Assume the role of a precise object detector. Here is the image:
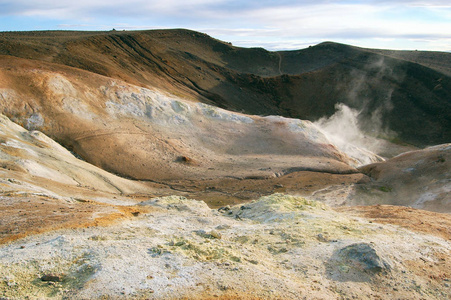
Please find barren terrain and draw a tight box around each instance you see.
[0,29,450,299]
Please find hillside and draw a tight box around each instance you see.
[0,28,449,208]
[1,55,377,183]
[0,29,450,146]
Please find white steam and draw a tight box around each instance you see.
[314,103,384,166]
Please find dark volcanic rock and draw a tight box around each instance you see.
[327,242,391,282]
[337,242,391,273]
[40,274,62,282]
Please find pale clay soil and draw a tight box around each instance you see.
[0,194,450,299]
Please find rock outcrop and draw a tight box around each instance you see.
[357,144,451,213]
[309,144,451,213]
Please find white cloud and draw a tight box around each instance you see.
[209,2,451,50]
[0,0,226,18]
[377,0,451,7]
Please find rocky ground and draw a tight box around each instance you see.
[1,194,450,299]
[309,144,451,213]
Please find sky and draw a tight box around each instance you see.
[1,0,451,51]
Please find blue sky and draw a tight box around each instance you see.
[1,0,450,51]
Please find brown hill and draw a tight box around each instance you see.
[0,29,449,147]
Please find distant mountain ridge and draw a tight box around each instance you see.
[0,29,450,146]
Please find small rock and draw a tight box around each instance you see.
[275,184,284,188]
[209,230,222,239]
[218,206,230,212]
[317,233,328,242]
[337,243,391,273]
[215,224,231,230]
[195,229,222,239]
[6,279,16,287]
[41,274,61,282]
[179,156,191,163]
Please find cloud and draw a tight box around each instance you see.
[373,0,451,7]
[0,0,224,18]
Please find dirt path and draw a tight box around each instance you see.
[277,52,283,75]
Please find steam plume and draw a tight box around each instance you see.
[314,103,384,166]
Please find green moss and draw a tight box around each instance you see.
[161,237,243,263]
[257,194,327,211]
[378,186,392,193]
[0,253,98,299]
